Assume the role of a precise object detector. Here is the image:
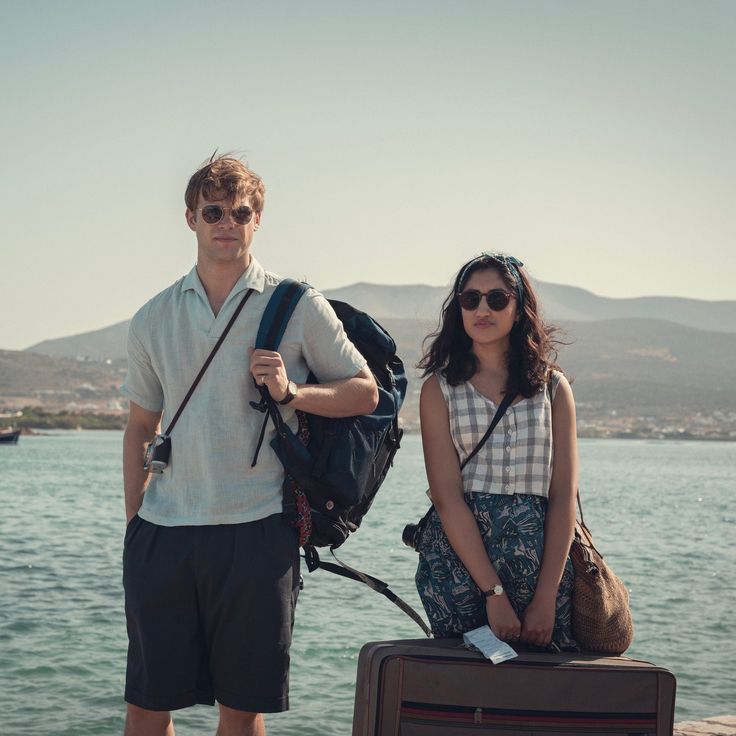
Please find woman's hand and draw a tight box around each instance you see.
[520,592,556,646]
[486,596,521,642]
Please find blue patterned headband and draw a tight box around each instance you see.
[457,252,525,310]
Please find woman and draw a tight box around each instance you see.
[415,253,578,650]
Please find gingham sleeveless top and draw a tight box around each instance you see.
[436,370,562,497]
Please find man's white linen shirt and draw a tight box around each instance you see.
[121,257,366,526]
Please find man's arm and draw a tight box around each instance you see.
[250,351,378,417]
[289,365,378,417]
[123,401,163,522]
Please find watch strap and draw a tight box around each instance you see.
[482,584,504,598]
[278,380,297,405]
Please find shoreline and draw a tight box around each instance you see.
[401,427,736,442]
[9,424,736,442]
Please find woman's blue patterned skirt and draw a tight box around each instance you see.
[415,493,577,650]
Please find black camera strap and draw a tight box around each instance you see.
[163,288,255,436]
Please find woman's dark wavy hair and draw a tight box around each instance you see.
[418,254,561,397]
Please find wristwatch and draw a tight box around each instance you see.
[278,380,298,405]
[481,584,504,598]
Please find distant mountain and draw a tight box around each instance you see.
[325,283,446,322]
[379,316,735,414]
[326,282,736,333]
[27,320,130,361]
[548,318,735,414]
[536,282,736,332]
[5,317,734,425]
[22,280,736,361]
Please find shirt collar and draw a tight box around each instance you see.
[182,256,267,303]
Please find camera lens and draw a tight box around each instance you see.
[402,523,419,549]
[144,434,171,474]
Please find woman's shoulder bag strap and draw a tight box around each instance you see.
[459,390,517,471]
[416,389,518,528]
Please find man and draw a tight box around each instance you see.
[121,155,377,736]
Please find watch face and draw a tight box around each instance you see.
[279,381,297,404]
[493,584,503,595]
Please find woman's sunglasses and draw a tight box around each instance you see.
[458,289,516,312]
[198,204,254,225]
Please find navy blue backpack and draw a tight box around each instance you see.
[250,279,430,635]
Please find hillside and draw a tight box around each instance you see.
[324,282,736,333]
[9,280,735,437]
[0,350,126,413]
[381,314,733,383]
[22,280,736,361]
[27,320,130,361]
[380,317,736,417]
[4,316,735,438]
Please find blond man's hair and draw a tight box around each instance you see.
[185,155,265,213]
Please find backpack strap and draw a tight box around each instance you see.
[250,279,310,466]
[255,278,309,350]
[318,550,433,638]
[252,281,431,637]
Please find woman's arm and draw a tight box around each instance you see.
[520,375,578,646]
[420,376,521,641]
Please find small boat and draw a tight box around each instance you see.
[0,428,21,444]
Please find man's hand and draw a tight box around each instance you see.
[249,348,289,402]
[248,357,377,418]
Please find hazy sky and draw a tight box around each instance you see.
[1,0,734,350]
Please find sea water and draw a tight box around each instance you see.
[0,432,734,735]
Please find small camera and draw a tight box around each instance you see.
[402,521,423,550]
[143,434,171,474]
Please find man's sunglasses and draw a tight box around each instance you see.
[198,204,254,225]
[458,289,516,312]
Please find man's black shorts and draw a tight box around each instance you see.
[123,513,300,713]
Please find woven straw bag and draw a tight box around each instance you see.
[570,502,634,655]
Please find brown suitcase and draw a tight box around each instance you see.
[352,638,676,736]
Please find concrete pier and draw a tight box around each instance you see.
[675,715,736,735]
